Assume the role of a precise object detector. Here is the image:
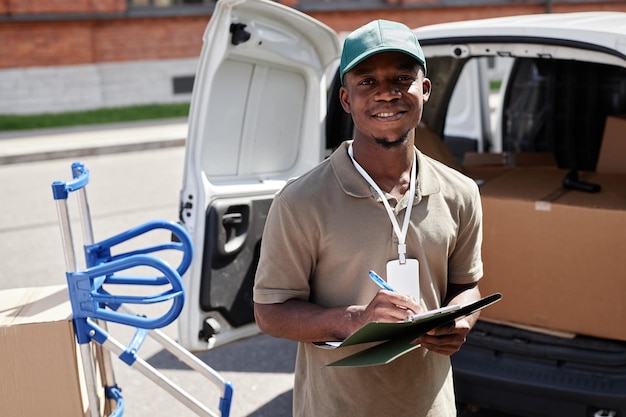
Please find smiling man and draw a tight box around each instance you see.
[254,19,484,417]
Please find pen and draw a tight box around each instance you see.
[368,270,397,292]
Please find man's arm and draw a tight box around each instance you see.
[415,283,481,355]
[254,290,423,343]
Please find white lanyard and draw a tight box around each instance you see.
[348,143,416,264]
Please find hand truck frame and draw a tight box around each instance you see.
[51,161,233,417]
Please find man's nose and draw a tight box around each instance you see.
[376,81,402,100]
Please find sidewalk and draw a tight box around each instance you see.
[0,118,188,165]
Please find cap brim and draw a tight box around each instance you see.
[341,47,426,81]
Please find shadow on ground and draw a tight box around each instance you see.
[147,333,297,373]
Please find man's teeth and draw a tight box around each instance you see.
[376,112,396,117]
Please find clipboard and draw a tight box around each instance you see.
[314,293,502,367]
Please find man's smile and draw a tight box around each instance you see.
[372,109,406,120]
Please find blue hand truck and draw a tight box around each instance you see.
[51,161,233,417]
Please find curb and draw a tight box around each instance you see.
[0,138,185,165]
[0,118,188,165]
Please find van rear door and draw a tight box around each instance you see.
[177,0,340,351]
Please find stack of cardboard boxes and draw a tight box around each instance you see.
[464,115,626,341]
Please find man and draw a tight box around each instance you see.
[254,19,483,417]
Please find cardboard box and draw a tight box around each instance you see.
[597,115,626,174]
[477,168,626,341]
[415,123,461,171]
[0,285,102,417]
[462,152,556,184]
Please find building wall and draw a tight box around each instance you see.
[2,0,625,114]
[0,0,126,15]
[0,17,209,69]
[0,59,197,114]
[1,1,210,114]
[307,2,626,32]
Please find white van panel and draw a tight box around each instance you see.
[201,60,306,177]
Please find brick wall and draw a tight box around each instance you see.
[0,0,126,14]
[305,2,626,32]
[1,22,94,67]
[1,1,625,69]
[93,17,208,62]
[0,17,208,69]
[1,0,624,114]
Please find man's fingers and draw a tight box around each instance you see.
[427,320,456,335]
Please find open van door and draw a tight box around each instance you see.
[177,0,340,352]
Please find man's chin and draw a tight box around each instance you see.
[374,134,409,149]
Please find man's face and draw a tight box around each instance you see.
[339,51,430,148]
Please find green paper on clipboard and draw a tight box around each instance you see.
[314,293,502,367]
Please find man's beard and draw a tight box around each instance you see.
[374,130,410,149]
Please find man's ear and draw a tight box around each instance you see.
[339,86,352,114]
[422,78,432,103]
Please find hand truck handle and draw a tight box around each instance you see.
[52,161,90,200]
[68,254,185,329]
[85,220,193,278]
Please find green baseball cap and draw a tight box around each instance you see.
[340,19,426,84]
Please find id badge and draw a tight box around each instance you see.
[386,258,420,301]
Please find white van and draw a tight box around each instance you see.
[176,1,626,415]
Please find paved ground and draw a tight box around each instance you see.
[0,118,188,165]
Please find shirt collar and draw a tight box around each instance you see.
[330,141,441,201]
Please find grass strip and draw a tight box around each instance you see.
[0,103,190,132]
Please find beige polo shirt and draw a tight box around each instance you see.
[254,141,483,417]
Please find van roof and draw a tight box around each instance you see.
[416,12,626,58]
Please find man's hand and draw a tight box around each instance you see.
[358,290,423,325]
[414,317,472,355]
[414,283,481,355]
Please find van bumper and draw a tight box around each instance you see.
[452,322,626,417]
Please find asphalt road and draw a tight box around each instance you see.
[0,132,520,417]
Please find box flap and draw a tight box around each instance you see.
[479,168,565,201]
[479,168,626,211]
[463,152,555,167]
[462,153,557,185]
[0,285,72,327]
[558,172,626,210]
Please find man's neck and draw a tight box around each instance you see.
[351,138,415,200]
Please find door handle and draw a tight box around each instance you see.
[222,212,243,226]
[219,205,250,256]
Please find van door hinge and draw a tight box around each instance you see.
[230,23,251,45]
[199,317,222,342]
[179,198,193,223]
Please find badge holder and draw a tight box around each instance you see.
[387,258,420,300]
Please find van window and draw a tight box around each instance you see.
[503,59,626,171]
